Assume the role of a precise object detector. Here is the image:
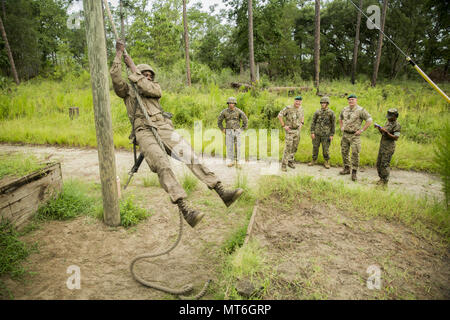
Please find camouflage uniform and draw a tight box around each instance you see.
[278,105,304,166]
[110,56,219,203]
[339,105,372,170]
[376,120,401,183]
[218,105,248,163]
[310,108,336,161]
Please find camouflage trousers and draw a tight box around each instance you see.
[341,132,361,170]
[282,129,300,166]
[225,129,241,163]
[312,135,331,161]
[135,113,219,203]
[376,146,395,182]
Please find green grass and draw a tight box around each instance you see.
[142,173,160,187]
[0,76,448,172]
[36,179,96,221]
[95,195,151,228]
[257,175,450,242]
[0,221,38,299]
[0,152,46,179]
[180,171,198,195]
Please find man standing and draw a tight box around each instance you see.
[375,108,401,186]
[110,40,243,228]
[308,96,335,169]
[339,94,373,181]
[278,96,305,172]
[217,97,248,168]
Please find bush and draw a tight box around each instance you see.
[119,196,150,228]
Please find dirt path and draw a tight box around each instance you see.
[0,143,444,201]
[0,143,447,300]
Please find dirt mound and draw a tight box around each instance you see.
[251,197,450,299]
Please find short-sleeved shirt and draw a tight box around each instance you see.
[278,105,304,129]
[339,105,372,133]
[218,107,248,130]
[380,120,401,151]
[311,108,336,136]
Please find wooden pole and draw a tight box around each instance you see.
[83,0,120,227]
[351,0,363,85]
[371,0,388,87]
[248,0,256,83]
[0,14,19,85]
[314,0,321,94]
[182,0,191,86]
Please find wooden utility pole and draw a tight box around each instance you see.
[351,0,363,85]
[182,0,191,86]
[0,15,19,85]
[248,0,256,83]
[83,0,120,227]
[314,0,320,94]
[371,0,388,87]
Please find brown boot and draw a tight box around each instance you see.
[281,165,287,172]
[339,166,350,175]
[214,182,244,207]
[176,199,204,228]
[351,169,357,181]
[287,162,295,169]
[324,160,330,169]
[308,160,316,166]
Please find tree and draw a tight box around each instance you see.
[0,13,18,84]
[351,0,363,84]
[371,0,388,87]
[314,0,320,92]
[248,0,256,83]
[182,0,191,86]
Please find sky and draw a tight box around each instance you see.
[68,0,228,13]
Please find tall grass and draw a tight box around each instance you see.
[0,74,448,172]
[0,152,46,179]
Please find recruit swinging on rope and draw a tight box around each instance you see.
[110,40,244,228]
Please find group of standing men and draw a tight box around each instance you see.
[218,94,401,184]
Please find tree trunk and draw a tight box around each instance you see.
[314,0,320,93]
[371,0,388,87]
[83,0,120,227]
[120,0,125,43]
[351,0,363,85]
[182,0,191,86]
[1,0,5,21]
[248,0,256,83]
[0,15,19,84]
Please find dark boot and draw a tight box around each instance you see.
[339,166,350,175]
[176,199,204,228]
[214,182,244,207]
[351,169,357,181]
[287,162,295,169]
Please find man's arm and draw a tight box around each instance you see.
[330,111,336,137]
[278,108,290,131]
[110,41,129,98]
[355,109,373,136]
[123,52,162,98]
[218,111,225,133]
[310,112,318,139]
[240,110,248,130]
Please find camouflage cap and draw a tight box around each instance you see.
[387,108,399,117]
[227,97,237,104]
[347,94,357,99]
[320,96,330,104]
[295,96,303,100]
[137,64,155,74]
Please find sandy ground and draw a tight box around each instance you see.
[0,143,447,300]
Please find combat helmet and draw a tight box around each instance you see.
[137,64,155,75]
[227,97,237,105]
[387,108,399,118]
[320,96,330,104]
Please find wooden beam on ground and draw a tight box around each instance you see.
[83,0,120,227]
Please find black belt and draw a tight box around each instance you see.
[344,130,356,134]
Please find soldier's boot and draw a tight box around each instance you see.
[281,165,287,172]
[339,166,350,175]
[176,199,205,228]
[287,162,295,169]
[227,163,235,168]
[376,179,388,186]
[351,169,357,182]
[214,182,244,207]
[308,160,316,166]
[324,160,330,169]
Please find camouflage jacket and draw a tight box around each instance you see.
[110,55,163,132]
[278,105,304,130]
[339,105,372,133]
[218,107,248,130]
[380,120,401,152]
[310,108,336,136]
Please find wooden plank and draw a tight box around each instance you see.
[0,162,62,230]
[243,201,259,246]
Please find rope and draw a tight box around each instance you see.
[101,0,211,299]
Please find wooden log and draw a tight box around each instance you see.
[0,163,62,230]
[83,0,120,226]
[69,107,79,120]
